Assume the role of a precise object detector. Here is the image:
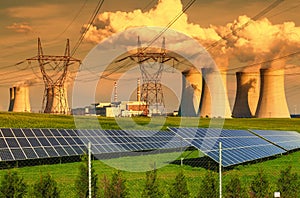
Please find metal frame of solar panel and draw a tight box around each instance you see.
[0,128,188,162]
[250,129,300,151]
[168,127,286,167]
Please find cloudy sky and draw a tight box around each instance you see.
[0,0,300,113]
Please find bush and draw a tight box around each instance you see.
[142,168,162,198]
[224,174,246,198]
[74,154,98,198]
[197,170,218,198]
[276,166,300,198]
[103,171,128,198]
[0,170,27,198]
[168,170,189,198]
[33,173,60,198]
[250,169,270,198]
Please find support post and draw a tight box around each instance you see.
[88,142,91,198]
[219,142,222,198]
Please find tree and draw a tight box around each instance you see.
[168,170,189,198]
[0,170,27,198]
[75,154,98,198]
[142,168,162,198]
[103,171,128,198]
[197,170,218,198]
[250,169,270,198]
[276,166,300,198]
[33,173,60,198]
[224,174,246,198]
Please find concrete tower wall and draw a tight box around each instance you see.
[199,69,231,118]
[232,72,259,118]
[179,69,202,116]
[255,68,290,118]
[12,86,31,112]
[8,87,15,111]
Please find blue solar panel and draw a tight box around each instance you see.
[0,128,187,162]
[168,127,286,167]
[250,130,300,151]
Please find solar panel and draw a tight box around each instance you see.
[78,129,187,154]
[168,127,286,167]
[0,128,188,162]
[250,130,300,151]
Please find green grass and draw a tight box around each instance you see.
[1,111,300,131]
[0,112,299,197]
[0,151,299,197]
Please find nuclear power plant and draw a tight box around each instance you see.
[199,68,232,118]
[232,72,259,118]
[255,68,290,118]
[8,86,31,112]
[179,69,202,117]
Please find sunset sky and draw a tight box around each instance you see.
[0,0,300,113]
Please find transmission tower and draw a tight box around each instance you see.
[117,37,179,115]
[27,38,81,114]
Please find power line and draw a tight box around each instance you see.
[71,0,105,56]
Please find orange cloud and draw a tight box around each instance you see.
[6,23,32,33]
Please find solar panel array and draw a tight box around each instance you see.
[168,127,286,167]
[0,128,186,162]
[250,129,300,151]
[78,129,188,154]
[0,127,298,167]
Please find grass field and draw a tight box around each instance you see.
[0,112,299,197]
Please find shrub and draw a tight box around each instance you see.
[74,154,98,198]
[224,174,246,198]
[168,170,189,198]
[276,166,300,198]
[250,169,270,198]
[0,170,27,198]
[33,173,60,198]
[103,171,128,198]
[142,168,162,198]
[197,170,218,198]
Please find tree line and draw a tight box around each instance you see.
[0,156,299,198]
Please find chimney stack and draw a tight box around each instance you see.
[137,78,141,102]
[113,81,118,102]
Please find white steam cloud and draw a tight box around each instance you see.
[83,0,300,71]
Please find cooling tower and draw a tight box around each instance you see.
[232,72,259,118]
[199,69,231,118]
[11,86,31,112]
[8,87,15,111]
[255,68,290,118]
[178,69,202,116]
[44,86,69,114]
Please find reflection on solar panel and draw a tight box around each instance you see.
[250,130,300,151]
[168,127,286,167]
[0,128,187,162]
[77,129,188,154]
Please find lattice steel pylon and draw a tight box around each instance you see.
[27,38,81,114]
[117,37,178,115]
